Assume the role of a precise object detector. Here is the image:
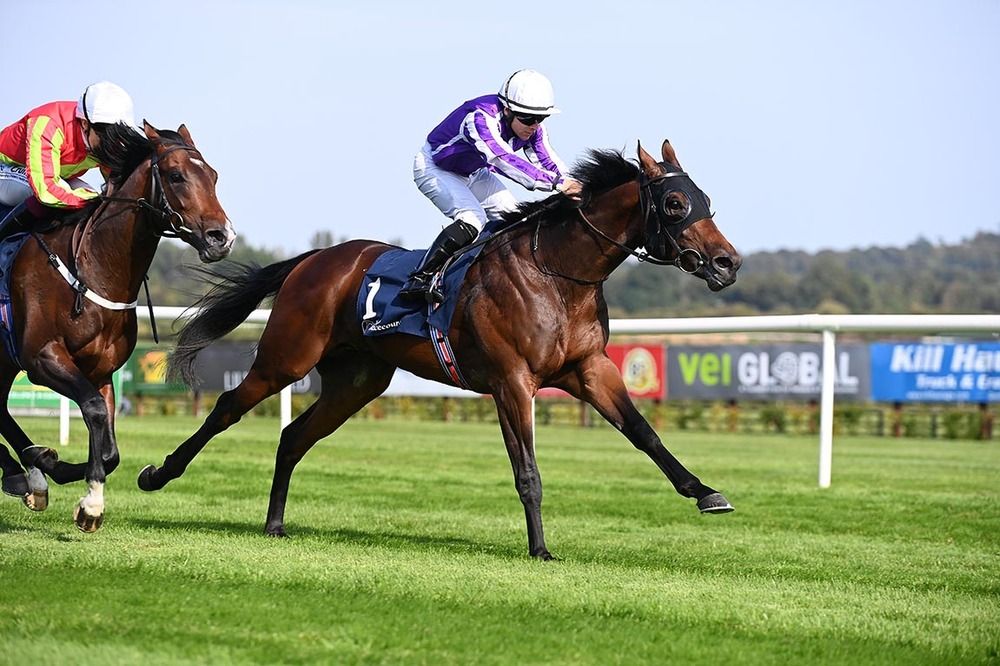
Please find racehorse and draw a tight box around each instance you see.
[0,122,235,532]
[139,140,741,559]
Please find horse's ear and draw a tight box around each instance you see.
[177,124,195,147]
[143,120,161,142]
[637,140,661,178]
[661,139,682,169]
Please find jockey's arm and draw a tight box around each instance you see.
[24,115,98,209]
[462,111,560,191]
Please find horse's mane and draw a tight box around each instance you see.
[63,124,187,226]
[90,122,152,188]
[499,149,640,226]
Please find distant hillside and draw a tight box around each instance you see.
[603,232,1000,317]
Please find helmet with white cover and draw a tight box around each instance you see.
[498,69,560,115]
[76,81,138,129]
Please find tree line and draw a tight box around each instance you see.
[604,232,1000,317]
[144,230,1000,316]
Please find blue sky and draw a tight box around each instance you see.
[5,0,999,256]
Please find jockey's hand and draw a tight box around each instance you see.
[557,178,583,201]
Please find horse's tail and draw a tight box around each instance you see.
[169,249,322,387]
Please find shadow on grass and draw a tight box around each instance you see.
[128,516,524,559]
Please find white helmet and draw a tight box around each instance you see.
[76,81,138,128]
[498,69,560,115]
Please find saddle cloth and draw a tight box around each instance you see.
[0,232,31,368]
[356,221,501,340]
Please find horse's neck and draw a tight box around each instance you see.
[535,181,642,282]
[74,186,160,301]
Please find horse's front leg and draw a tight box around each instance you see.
[29,347,118,532]
[559,354,733,513]
[492,377,553,560]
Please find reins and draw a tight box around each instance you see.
[423,159,713,289]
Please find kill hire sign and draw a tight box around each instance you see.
[870,342,1000,403]
[667,344,870,401]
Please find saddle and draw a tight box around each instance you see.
[0,201,71,245]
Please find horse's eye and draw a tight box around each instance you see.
[169,171,184,184]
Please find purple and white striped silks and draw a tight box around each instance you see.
[425,95,567,191]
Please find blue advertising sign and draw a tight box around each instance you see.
[870,342,1000,403]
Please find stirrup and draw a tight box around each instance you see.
[399,273,433,300]
[424,283,445,305]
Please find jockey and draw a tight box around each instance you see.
[399,69,582,303]
[0,81,139,226]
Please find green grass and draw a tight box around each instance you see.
[1,416,998,665]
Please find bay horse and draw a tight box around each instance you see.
[0,121,235,532]
[139,140,740,559]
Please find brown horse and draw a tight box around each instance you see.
[0,122,234,532]
[139,140,740,558]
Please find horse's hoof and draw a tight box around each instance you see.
[264,525,289,538]
[531,550,557,561]
[137,465,162,492]
[23,467,48,511]
[21,445,58,469]
[72,503,105,533]
[2,473,29,498]
[697,492,734,514]
[23,488,48,512]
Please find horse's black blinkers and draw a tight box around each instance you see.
[640,163,713,272]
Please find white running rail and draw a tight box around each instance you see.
[56,311,999,488]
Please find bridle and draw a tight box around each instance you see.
[442,160,718,287]
[99,142,203,239]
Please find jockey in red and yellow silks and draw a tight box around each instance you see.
[0,81,137,222]
[0,100,100,209]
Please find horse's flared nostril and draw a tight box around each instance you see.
[711,252,742,282]
[205,229,230,247]
[713,252,742,274]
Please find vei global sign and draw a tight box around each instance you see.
[667,344,870,400]
[870,342,1000,403]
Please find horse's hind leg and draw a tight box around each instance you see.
[558,354,733,513]
[0,444,28,499]
[137,366,289,491]
[265,353,394,537]
[0,367,51,510]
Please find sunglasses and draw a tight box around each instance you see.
[514,114,547,126]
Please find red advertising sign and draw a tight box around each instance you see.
[538,343,665,400]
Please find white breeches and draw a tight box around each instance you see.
[413,143,517,231]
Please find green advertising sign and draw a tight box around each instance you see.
[8,370,123,412]
[122,345,189,395]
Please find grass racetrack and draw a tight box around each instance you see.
[1,415,998,665]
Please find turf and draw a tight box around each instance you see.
[1,416,997,665]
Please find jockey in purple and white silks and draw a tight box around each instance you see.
[400,69,582,303]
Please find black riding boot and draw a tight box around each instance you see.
[399,220,478,304]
